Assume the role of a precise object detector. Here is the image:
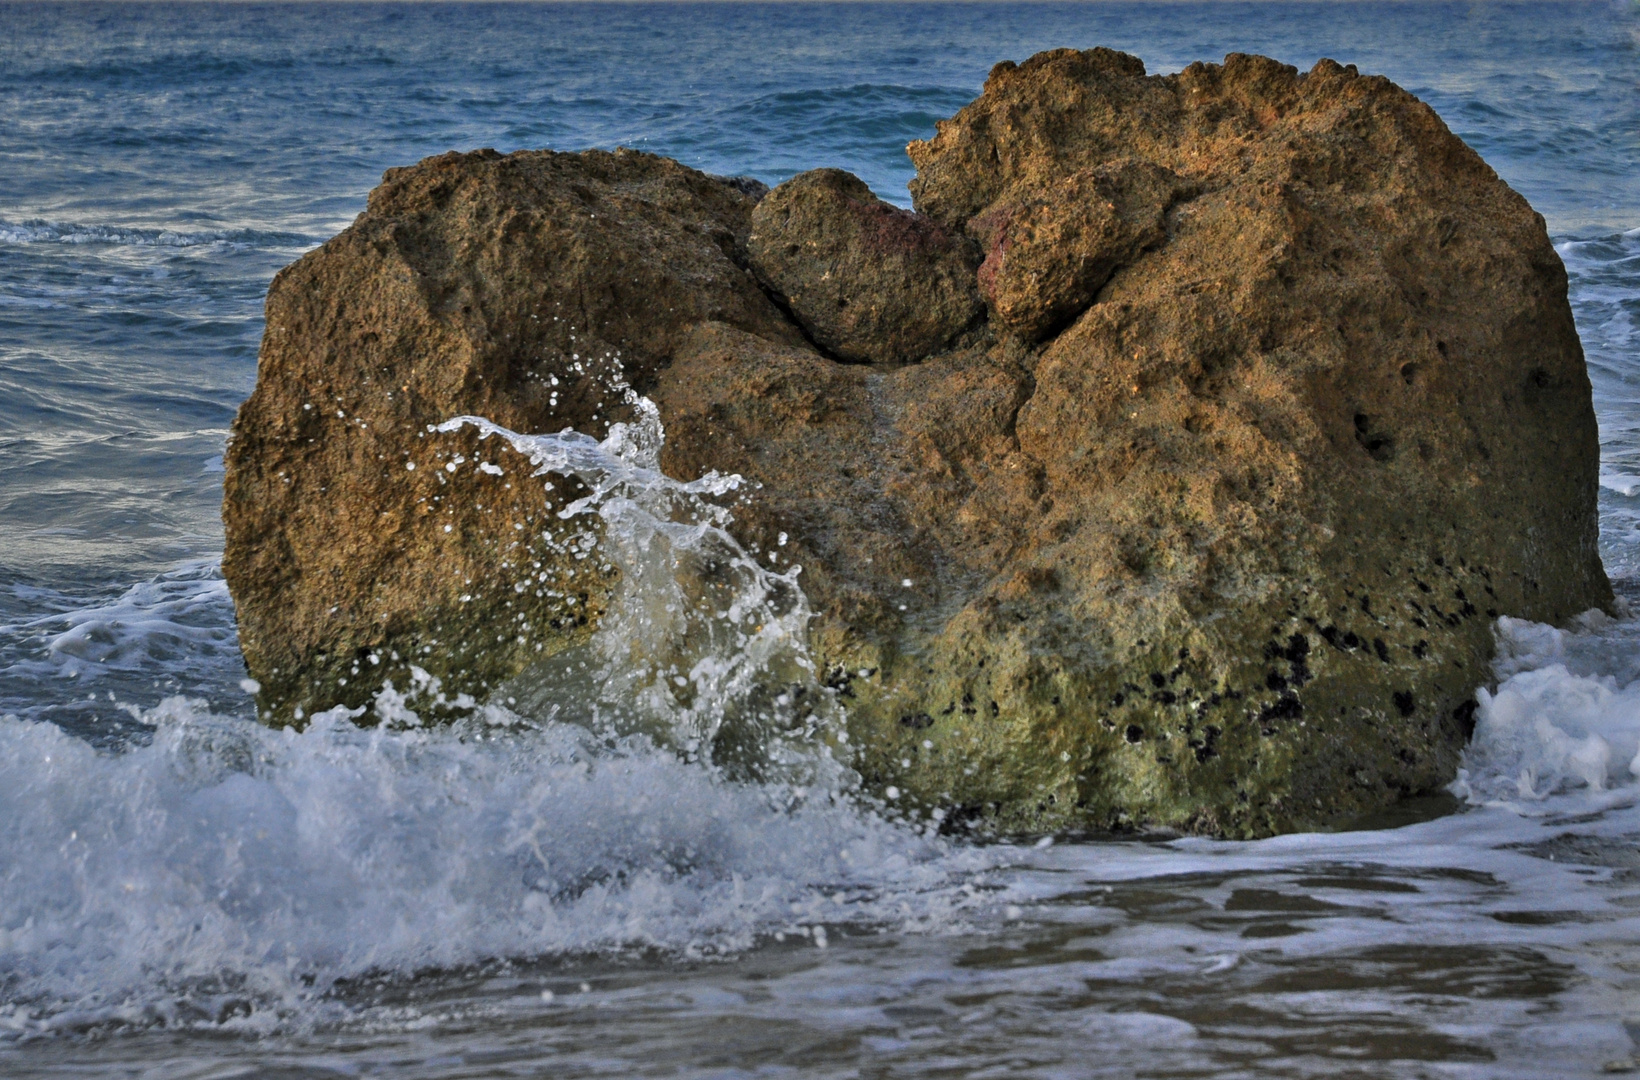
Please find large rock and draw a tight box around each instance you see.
[224,50,1611,837]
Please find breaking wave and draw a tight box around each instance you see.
[0,699,997,1039]
[0,219,314,250]
[1454,608,1640,807]
[0,387,1002,1040]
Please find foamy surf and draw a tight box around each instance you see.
[0,698,1000,1039]
[1454,611,1640,806]
[0,386,1010,1040]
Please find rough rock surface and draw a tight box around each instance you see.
[747,168,984,363]
[225,49,1612,837]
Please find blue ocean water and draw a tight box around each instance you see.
[2,3,1640,1077]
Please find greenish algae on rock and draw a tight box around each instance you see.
[224,50,1611,837]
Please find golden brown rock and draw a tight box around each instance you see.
[225,50,1612,837]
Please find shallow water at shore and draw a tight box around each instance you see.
[4,767,1640,1077]
[5,3,1640,1076]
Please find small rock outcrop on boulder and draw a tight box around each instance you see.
[747,168,984,363]
[224,48,1612,837]
[966,159,1190,342]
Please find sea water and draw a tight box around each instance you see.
[3,3,1640,1076]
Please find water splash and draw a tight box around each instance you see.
[0,388,1003,1041]
[437,388,849,797]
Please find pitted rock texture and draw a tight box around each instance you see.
[225,50,1612,838]
[747,168,983,363]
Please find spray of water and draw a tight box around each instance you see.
[435,385,851,800]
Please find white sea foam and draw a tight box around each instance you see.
[0,559,237,683]
[0,387,999,1040]
[0,699,996,1039]
[1455,612,1640,805]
